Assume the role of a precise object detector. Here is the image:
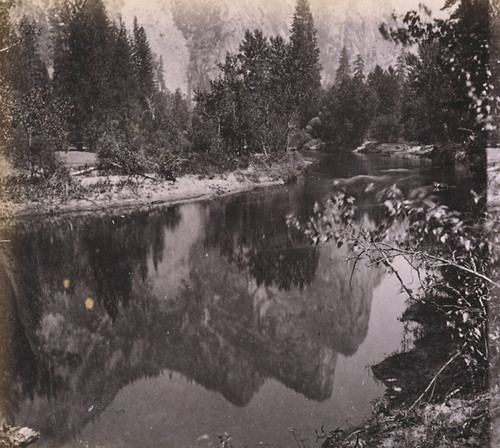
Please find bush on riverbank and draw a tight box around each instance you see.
[319,393,490,447]
[287,180,497,447]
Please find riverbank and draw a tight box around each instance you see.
[318,147,500,448]
[0,152,311,221]
[320,290,491,448]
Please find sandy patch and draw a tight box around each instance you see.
[5,165,296,220]
[56,151,98,167]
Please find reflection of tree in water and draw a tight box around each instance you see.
[0,207,180,409]
[1,197,383,445]
[203,193,319,291]
[11,206,180,320]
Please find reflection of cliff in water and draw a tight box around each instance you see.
[0,195,382,445]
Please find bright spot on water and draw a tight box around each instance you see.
[85,298,94,309]
[63,279,70,289]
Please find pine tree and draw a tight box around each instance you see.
[9,17,67,174]
[353,54,365,83]
[289,0,322,125]
[10,18,49,94]
[52,0,111,149]
[132,17,155,106]
[154,55,166,93]
[107,19,137,123]
[319,50,370,149]
[367,65,403,142]
[335,47,351,85]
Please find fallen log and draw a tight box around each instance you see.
[70,166,97,176]
[108,162,159,181]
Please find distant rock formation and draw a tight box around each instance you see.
[12,0,444,92]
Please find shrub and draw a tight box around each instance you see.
[96,126,153,175]
[9,128,62,177]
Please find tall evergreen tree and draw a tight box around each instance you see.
[10,18,49,93]
[353,54,365,83]
[107,19,137,123]
[289,0,322,125]
[9,17,67,174]
[195,29,295,154]
[320,48,367,149]
[132,17,155,107]
[52,0,111,149]
[154,55,166,93]
[335,47,351,85]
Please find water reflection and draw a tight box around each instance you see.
[203,193,319,291]
[0,152,467,447]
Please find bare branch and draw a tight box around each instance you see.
[407,348,463,412]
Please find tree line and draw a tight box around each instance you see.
[0,0,494,180]
[1,0,190,178]
[0,0,322,178]
[315,0,492,164]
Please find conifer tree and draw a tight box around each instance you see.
[335,47,351,85]
[319,49,370,149]
[52,0,111,149]
[154,56,166,93]
[289,0,322,125]
[353,54,365,83]
[107,19,137,123]
[132,17,155,106]
[10,18,49,94]
[10,17,67,174]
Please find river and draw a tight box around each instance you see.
[0,151,476,448]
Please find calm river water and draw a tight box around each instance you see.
[0,152,475,448]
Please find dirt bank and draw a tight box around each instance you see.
[0,154,311,221]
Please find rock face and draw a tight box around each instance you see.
[13,0,444,92]
[137,0,445,92]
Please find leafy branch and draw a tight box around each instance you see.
[287,186,496,376]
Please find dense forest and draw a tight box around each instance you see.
[0,0,496,181]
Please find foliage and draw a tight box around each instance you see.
[52,0,111,150]
[370,113,402,143]
[195,31,291,155]
[319,393,490,447]
[96,125,151,175]
[288,0,322,126]
[318,51,372,149]
[4,166,79,203]
[380,0,492,176]
[288,187,494,382]
[195,0,321,155]
[5,16,68,176]
[315,0,494,168]
[132,17,155,105]
[96,118,180,179]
